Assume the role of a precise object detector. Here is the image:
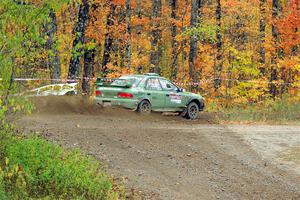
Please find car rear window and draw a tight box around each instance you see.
[112,76,143,87]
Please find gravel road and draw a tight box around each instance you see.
[16,97,300,200]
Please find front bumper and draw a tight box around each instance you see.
[95,97,139,109]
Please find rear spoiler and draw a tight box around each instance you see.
[96,78,114,85]
[96,77,133,88]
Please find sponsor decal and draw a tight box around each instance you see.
[169,93,182,104]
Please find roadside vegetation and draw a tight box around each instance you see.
[207,98,300,124]
[0,128,124,200]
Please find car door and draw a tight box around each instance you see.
[144,78,166,110]
[159,78,185,110]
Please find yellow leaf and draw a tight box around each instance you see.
[5,158,9,166]
[14,165,19,173]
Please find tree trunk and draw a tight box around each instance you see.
[136,0,143,73]
[117,8,125,68]
[137,0,141,18]
[259,0,266,75]
[82,47,95,95]
[214,0,222,90]
[102,3,116,76]
[189,0,202,84]
[68,0,89,80]
[291,0,299,56]
[170,0,178,80]
[270,0,280,98]
[46,10,60,83]
[125,0,131,69]
[150,0,162,74]
[2,58,15,108]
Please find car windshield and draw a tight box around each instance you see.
[111,76,143,87]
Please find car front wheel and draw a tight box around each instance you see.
[185,102,199,120]
[137,100,151,114]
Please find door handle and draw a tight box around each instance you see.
[147,93,151,96]
[166,94,170,97]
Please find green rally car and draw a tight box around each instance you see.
[95,73,204,119]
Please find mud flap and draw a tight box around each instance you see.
[180,107,187,117]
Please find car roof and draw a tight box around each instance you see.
[121,73,161,79]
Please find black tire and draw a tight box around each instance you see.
[137,100,151,114]
[185,102,199,120]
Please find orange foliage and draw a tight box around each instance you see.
[49,0,300,104]
[277,0,300,54]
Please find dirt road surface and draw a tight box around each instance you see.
[16,97,300,200]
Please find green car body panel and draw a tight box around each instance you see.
[94,73,204,113]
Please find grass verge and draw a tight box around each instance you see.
[0,128,124,200]
[207,99,300,124]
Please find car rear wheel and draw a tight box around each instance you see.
[137,100,151,114]
[185,102,199,120]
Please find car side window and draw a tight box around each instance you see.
[159,79,177,91]
[146,78,162,91]
[137,77,147,88]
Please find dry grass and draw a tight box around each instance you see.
[209,99,300,124]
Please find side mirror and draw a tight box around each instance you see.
[177,88,186,92]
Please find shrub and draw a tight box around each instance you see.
[0,172,8,200]
[0,131,123,200]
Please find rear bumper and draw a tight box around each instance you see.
[95,97,139,109]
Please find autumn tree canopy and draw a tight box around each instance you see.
[0,0,299,106]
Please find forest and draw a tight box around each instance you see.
[0,0,300,109]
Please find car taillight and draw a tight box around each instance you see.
[95,90,102,97]
[117,92,133,98]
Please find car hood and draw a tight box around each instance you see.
[181,91,204,100]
